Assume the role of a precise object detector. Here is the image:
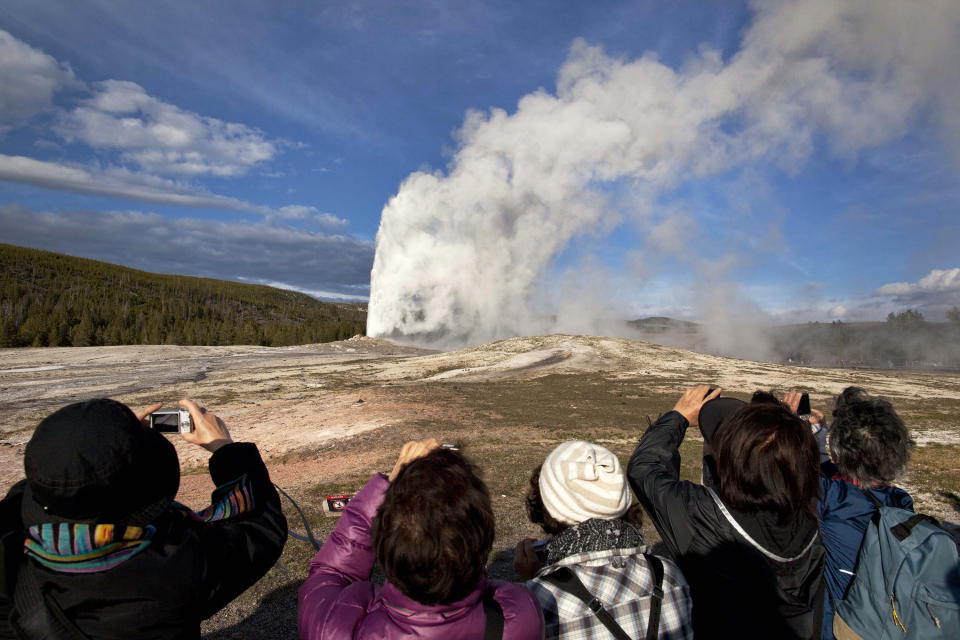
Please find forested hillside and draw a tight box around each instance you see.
[0,244,366,348]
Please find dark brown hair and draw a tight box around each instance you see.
[371,447,494,605]
[525,464,643,534]
[713,402,819,523]
[829,386,913,484]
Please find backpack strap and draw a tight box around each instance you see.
[858,487,941,541]
[541,567,635,640]
[642,554,664,640]
[482,585,504,640]
[859,486,884,510]
[890,514,941,542]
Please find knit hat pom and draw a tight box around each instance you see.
[538,440,631,525]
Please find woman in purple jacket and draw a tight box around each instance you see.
[298,439,544,639]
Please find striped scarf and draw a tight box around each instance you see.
[24,474,254,573]
[24,522,156,574]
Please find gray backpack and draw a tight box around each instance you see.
[834,490,960,639]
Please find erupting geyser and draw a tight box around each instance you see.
[368,0,960,349]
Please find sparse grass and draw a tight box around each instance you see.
[905,444,960,502]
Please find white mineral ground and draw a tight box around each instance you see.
[2,334,959,518]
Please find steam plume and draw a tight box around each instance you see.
[369,0,960,349]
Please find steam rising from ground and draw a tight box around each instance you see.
[369,0,960,351]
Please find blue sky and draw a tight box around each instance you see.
[2,1,959,337]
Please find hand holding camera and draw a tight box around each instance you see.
[389,438,442,482]
[137,399,233,453]
[179,399,233,453]
[783,390,825,433]
[672,385,721,426]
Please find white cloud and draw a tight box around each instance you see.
[55,80,277,176]
[876,268,960,296]
[275,205,348,228]
[0,153,254,209]
[0,30,79,132]
[259,281,368,302]
[0,153,346,229]
[0,204,373,296]
[780,268,960,323]
[0,31,352,231]
[827,305,847,318]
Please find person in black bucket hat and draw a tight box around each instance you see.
[628,385,824,640]
[21,399,182,526]
[0,398,287,639]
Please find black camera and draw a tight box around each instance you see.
[797,393,811,416]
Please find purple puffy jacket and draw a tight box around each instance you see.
[298,473,544,640]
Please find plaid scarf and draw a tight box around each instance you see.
[24,474,254,573]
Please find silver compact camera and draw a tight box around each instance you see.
[148,409,194,433]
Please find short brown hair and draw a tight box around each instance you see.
[371,447,494,605]
[713,402,819,523]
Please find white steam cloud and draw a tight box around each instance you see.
[369,0,960,349]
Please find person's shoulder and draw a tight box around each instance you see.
[298,580,381,639]
[490,579,542,616]
[491,580,544,638]
[819,474,878,512]
[881,484,914,510]
[649,553,689,587]
[491,578,536,602]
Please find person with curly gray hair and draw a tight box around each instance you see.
[812,387,915,640]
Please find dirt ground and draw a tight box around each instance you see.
[2,334,960,638]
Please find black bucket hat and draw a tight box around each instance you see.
[698,397,746,444]
[22,399,180,526]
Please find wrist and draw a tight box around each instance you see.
[203,438,233,453]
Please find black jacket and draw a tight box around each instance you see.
[628,411,824,640]
[0,442,287,639]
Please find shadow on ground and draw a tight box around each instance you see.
[202,583,298,639]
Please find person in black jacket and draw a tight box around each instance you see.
[0,397,287,639]
[628,386,825,640]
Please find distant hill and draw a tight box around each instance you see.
[0,243,366,348]
[627,316,700,333]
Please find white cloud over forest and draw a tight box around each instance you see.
[0,154,345,228]
[55,80,278,177]
[0,204,372,298]
[876,268,960,296]
[0,29,79,132]
[0,30,333,223]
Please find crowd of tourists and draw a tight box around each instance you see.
[1,383,958,639]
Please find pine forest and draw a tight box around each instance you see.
[0,243,367,348]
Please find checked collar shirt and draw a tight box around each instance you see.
[526,522,693,640]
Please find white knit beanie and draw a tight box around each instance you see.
[538,441,631,525]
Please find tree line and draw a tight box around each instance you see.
[771,308,960,370]
[0,243,367,348]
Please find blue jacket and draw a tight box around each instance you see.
[817,474,913,639]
